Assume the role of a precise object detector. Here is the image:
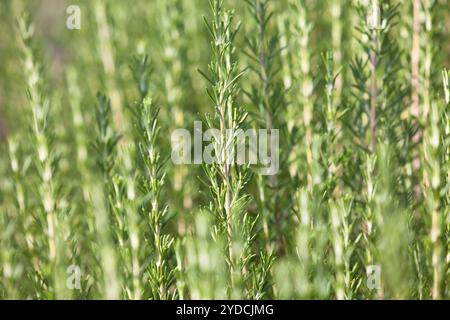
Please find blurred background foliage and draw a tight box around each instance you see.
[0,0,449,299]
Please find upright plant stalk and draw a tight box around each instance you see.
[138,98,175,300]
[121,53,157,300]
[321,52,343,198]
[350,2,409,298]
[293,188,313,297]
[17,15,62,295]
[4,138,30,298]
[90,184,121,300]
[330,0,343,102]
[362,154,377,266]
[109,149,136,298]
[443,70,450,286]
[109,175,127,283]
[277,12,293,113]
[277,8,302,186]
[92,93,121,299]
[292,0,315,187]
[111,145,142,299]
[361,150,380,299]
[353,1,405,150]
[123,148,142,300]
[95,0,125,137]
[408,0,423,218]
[244,0,286,253]
[7,138,34,259]
[66,68,90,201]
[368,0,380,152]
[422,70,447,299]
[133,54,175,300]
[321,52,356,299]
[202,0,250,297]
[159,0,186,157]
[66,68,99,297]
[105,54,162,300]
[330,199,354,299]
[421,0,436,119]
[159,0,193,232]
[410,0,436,177]
[7,138,27,224]
[410,0,420,118]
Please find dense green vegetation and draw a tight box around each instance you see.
[0,0,449,299]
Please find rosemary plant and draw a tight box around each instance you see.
[138,97,175,300]
[17,15,67,298]
[244,0,290,257]
[201,0,253,298]
[93,93,121,299]
[0,0,449,301]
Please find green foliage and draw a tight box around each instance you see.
[0,0,449,300]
